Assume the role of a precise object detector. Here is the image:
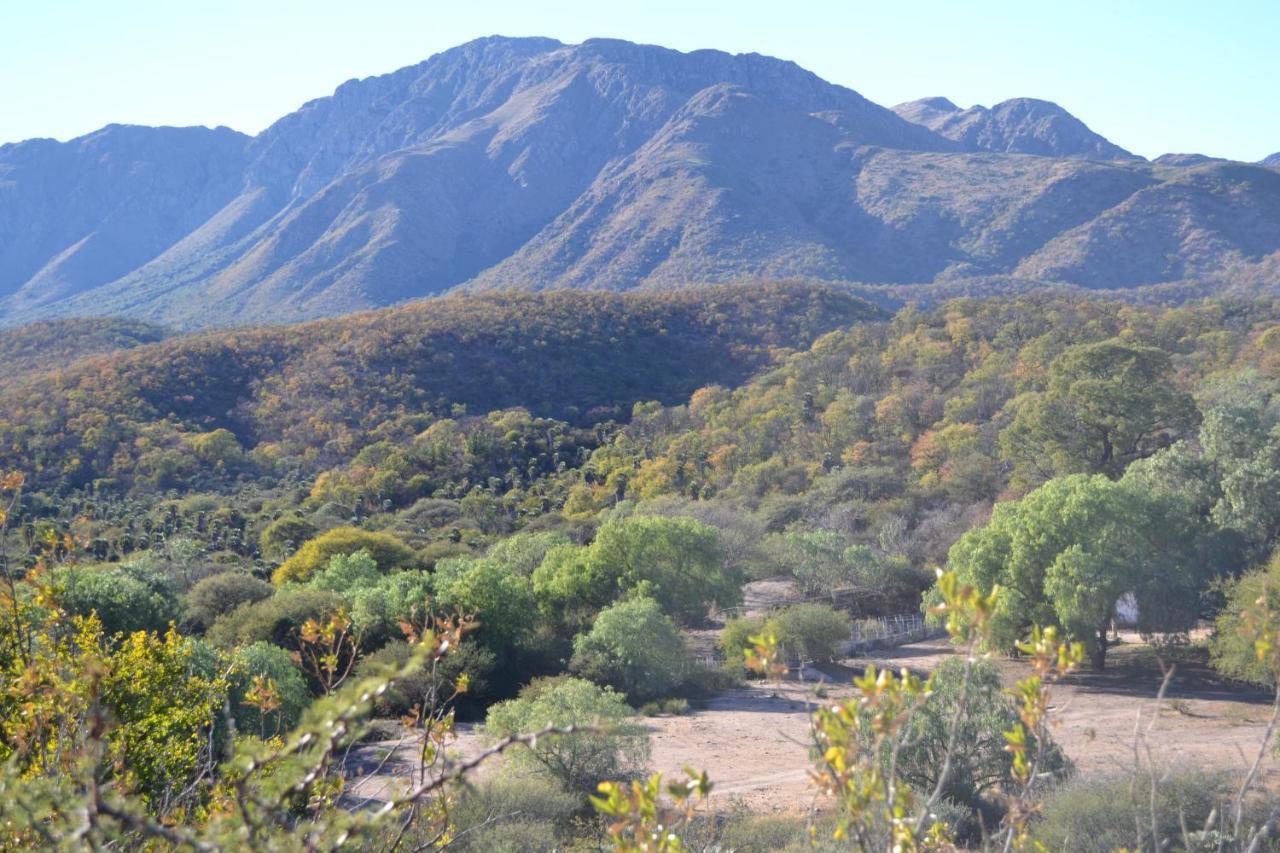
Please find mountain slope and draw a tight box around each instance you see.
[1,37,1278,327]
[1263,153,1280,168]
[892,97,1138,160]
[0,125,248,313]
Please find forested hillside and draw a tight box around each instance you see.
[0,282,876,493]
[4,285,1280,848]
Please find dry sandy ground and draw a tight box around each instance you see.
[644,636,1279,814]
[347,635,1278,814]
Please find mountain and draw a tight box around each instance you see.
[1,37,1278,328]
[891,97,1138,160]
[1263,153,1280,168]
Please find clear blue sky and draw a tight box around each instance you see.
[3,0,1277,161]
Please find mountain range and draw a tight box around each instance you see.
[2,35,1278,329]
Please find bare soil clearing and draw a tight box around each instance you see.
[645,637,1278,813]
[349,636,1277,813]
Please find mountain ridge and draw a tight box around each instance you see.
[2,36,1278,328]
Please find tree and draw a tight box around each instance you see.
[205,588,344,651]
[1210,552,1280,686]
[56,563,178,636]
[776,530,853,597]
[259,515,318,562]
[483,677,649,794]
[272,527,416,585]
[182,571,274,634]
[230,641,311,737]
[1001,339,1198,485]
[942,474,1217,668]
[532,516,738,626]
[432,556,537,655]
[305,549,383,592]
[569,597,691,702]
[348,571,434,650]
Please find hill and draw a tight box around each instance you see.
[0,316,169,389]
[2,37,1279,327]
[0,281,879,492]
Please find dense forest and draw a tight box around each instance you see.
[2,283,1280,849]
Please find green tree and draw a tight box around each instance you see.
[272,527,415,585]
[1210,552,1280,686]
[483,677,648,794]
[56,564,178,636]
[432,556,537,655]
[533,516,738,626]
[569,597,691,702]
[1001,339,1198,485]
[259,515,318,562]
[942,474,1216,668]
[230,641,311,736]
[182,571,274,634]
[305,549,383,592]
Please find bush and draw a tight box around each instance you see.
[230,642,311,737]
[206,588,344,650]
[638,698,689,716]
[445,775,579,852]
[353,639,495,715]
[718,614,768,675]
[770,602,852,663]
[483,677,648,793]
[1211,552,1280,685]
[1034,770,1234,852]
[56,563,177,636]
[272,527,416,585]
[889,657,1069,814]
[569,596,692,702]
[182,571,274,634]
[259,514,318,562]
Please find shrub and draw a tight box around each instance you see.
[1210,552,1280,685]
[483,677,648,793]
[206,588,344,651]
[353,639,495,715]
[259,514,318,562]
[718,614,768,675]
[445,775,579,852]
[272,527,416,585]
[56,563,177,636]
[230,642,311,737]
[182,571,274,634]
[1034,770,1234,852]
[638,698,689,716]
[569,596,691,702]
[889,657,1069,814]
[770,602,852,663]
